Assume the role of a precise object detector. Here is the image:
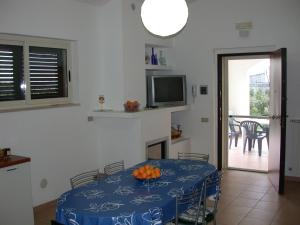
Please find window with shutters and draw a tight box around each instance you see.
[0,34,72,110]
[0,44,25,101]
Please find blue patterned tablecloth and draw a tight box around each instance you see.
[56,159,217,225]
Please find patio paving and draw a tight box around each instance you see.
[228,137,268,172]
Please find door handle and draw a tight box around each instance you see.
[269,115,281,120]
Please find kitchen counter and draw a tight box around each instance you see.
[0,155,31,169]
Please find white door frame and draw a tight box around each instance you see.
[212,45,277,170]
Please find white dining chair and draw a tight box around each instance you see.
[178,152,209,162]
[175,181,206,225]
[104,160,125,175]
[70,169,100,189]
[178,172,222,225]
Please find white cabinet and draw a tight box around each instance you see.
[169,138,191,159]
[0,162,34,225]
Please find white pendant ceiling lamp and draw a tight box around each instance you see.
[141,0,189,37]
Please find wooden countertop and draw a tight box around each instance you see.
[0,155,31,169]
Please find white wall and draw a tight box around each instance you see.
[0,0,106,206]
[174,0,300,176]
[95,0,125,111]
[122,0,146,107]
[1,0,300,208]
[228,60,253,116]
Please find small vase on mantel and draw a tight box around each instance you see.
[151,48,158,65]
[159,50,166,66]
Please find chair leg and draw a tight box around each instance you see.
[253,139,256,148]
[229,136,233,148]
[258,139,262,157]
[248,139,252,152]
[243,138,247,154]
[234,136,239,147]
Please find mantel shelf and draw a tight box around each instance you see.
[171,137,190,145]
[145,64,173,71]
[90,105,189,119]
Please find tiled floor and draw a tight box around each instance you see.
[228,137,268,172]
[34,170,300,225]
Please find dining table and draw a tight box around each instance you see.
[56,159,217,225]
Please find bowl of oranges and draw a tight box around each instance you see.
[132,164,161,180]
[124,100,140,112]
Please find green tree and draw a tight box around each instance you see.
[250,89,269,116]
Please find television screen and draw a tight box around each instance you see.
[154,77,184,102]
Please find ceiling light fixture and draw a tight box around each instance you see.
[141,0,189,38]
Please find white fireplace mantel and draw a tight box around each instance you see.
[90,105,189,119]
[90,105,190,168]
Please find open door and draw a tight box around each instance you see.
[268,48,287,194]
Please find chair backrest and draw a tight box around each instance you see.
[240,120,263,138]
[228,117,241,133]
[176,181,206,225]
[51,220,64,225]
[104,160,125,175]
[205,171,223,214]
[178,152,209,162]
[70,169,99,189]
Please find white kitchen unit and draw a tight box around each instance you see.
[90,105,189,167]
[0,156,34,225]
[169,138,191,159]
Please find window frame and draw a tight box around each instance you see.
[0,34,72,111]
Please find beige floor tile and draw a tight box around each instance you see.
[216,213,244,225]
[254,201,281,212]
[239,190,265,200]
[245,209,276,224]
[230,197,259,208]
[239,217,272,225]
[244,185,270,193]
[34,170,300,225]
[220,205,252,216]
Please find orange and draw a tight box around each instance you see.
[144,165,150,170]
[138,168,144,174]
[133,170,139,177]
[141,173,147,179]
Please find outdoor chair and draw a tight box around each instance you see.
[228,117,242,148]
[240,120,268,156]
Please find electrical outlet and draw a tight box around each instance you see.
[87,116,94,122]
[288,167,293,171]
[40,178,48,189]
[201,117,209,123]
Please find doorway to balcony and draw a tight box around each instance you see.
[225,56,270,172]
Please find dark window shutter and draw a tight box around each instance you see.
[29,47,68,99]
[0,45,24,101]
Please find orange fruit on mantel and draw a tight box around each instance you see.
[132,164,161,180]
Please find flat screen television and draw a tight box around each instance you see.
[146,74,187,108]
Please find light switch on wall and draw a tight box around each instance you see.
[200,85,208,95]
